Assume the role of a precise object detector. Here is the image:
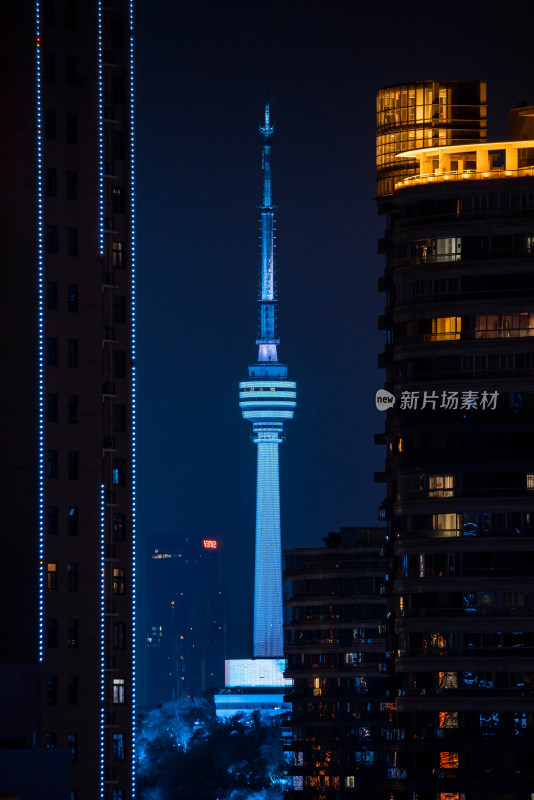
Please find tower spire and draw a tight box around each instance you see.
[257,102,278,365]
[239,105,297,658]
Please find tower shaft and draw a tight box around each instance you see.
[254,439,283,657]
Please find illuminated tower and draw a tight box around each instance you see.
[239,104,296,658]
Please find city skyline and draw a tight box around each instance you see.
[134,0,534,655]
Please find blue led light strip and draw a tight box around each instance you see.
[35,0,45,664]
[97,0,104,255]
[100,484,105,799]
[129,0,137,793]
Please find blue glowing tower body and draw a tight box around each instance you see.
[239,105,296,658]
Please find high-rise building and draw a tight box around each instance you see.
[0,3,136,799]
[239,103,297,658]
[376,82,534,799]
[283,528,388,798]
[145,535,228,706]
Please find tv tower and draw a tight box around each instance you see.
[239,104,297,658]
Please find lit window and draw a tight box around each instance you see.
[433,514,461,537]
[428,475,454,497]
[527,473,534,490]
[47,563,57,590]
[113,568,125,594]
[113,678,125,704]
[439,751,459,769]
[428,317,461,341]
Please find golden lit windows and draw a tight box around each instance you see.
[433,514,461,537]
[439,711,459,729]
[428,475,454,497]
[475,312,534,338]
[47,563,57,590]
[428,317,462,341]
[439,752,459,770]
[527,473,534,490]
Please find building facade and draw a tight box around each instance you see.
[146,536,228,706]
[377,83,534,799]
[283,528,388,798]
[0,3,136,798]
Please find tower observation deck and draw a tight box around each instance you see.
[239,104,297,658]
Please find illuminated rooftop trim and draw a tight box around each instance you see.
[395,140,534,189]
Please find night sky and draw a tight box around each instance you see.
[134,0,534,661]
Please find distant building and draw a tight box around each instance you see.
[0,3,136,798]
[376,81,534,798]
[146,536,228,705]
[283,527,388,797]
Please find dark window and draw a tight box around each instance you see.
[113,404,126,432]
[65,0,76,28]
[43,0,55,24]
[67,619,78,648]
[68,395,79,424]
[46,167,57,196]
[67,733,78,762]
[68,283,78,311]
[47,618,58,648]
[66,170,78,199]
[67,562,78,591]
[113,622,126,649]
[113,350,125,378]
[113,732,125,760]
[113,295,125,323]
[112,186,124,213]
[47,225,59,253]
[67,507,79,536]
[67,675,78,704]
[68,451,78,479]
[47,337,58,365]
[113,568,125,594]
[112,241,124,267]
[45,110,56,139]
[68,339,78,367]
[111,131,124,159]
[44,53,55,82]
[67,227,78,256]
[66,113,77,143]
[113,459,125,486]
[111,75,125,104]
[48,450,58,478]
[47,393,58,422]
[113,513,126,540]
[47,504,58,534]
[47,676,57,704]
[110,19,124,48]
[65,56,77,86]
[47,563,57,590]
[47,281,57,310]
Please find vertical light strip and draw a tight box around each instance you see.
[99,484,106,799]
[128,0,137,794]
[35,0,45,664]
[97,0,104,256]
